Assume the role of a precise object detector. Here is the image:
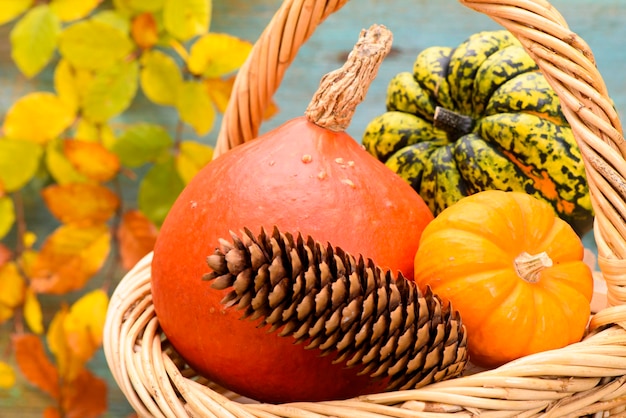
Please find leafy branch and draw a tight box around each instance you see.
[0,0,276,416]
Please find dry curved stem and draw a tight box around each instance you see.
[304,23,393,132]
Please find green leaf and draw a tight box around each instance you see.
[139,50,182,106]
[10,5,60,78]
[112,124,173,167]
[0,197,15,240]
[45,138,89,185]
[82,60,139,123]
[163,0,210,41]
[138,157,185,226]
[91,9,130,34]
[0,139,43,191]
[0,0,34,26]
[58,20,133,70]
[176,140,213,184]
[176,81,215,136]
[188,33,252,78]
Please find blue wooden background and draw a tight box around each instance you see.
[1,0,625,416]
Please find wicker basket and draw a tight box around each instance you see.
[103,0,626,416]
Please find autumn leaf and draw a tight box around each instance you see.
[0,0,35,25]
[0,244,13,267]
[50,0,102,22]
[0,138,43,192]
[121,0,165,13]
[117,209,158,270]
[176,80,215,135]
[3,92,75,144]
[131,12,158,49]
[30,224,111,294]
[45,138,90,185]
[0,197,16,241]
[176,140,213,184]
[58,19,133,70]
[47,306,83,382]
[41,183,120,226]
[63,139,121,182]
[24,288,44,334]
[0,361,16,389]
[82,60,139,123]
[204,75,234,113]
[61,368,108,418]
[187,33,252,78]
[92,9,130,33]
[0,262,27,322]
[140,49,182,106]
[163,0,210,41]
[112,123,173,167]
[138,157,185,226]
[63,289,108,362]
[44,407,62,418]
[54,59,91,113]
[13,333,60,399]
[73,120,117,149]
[10,5,60,78]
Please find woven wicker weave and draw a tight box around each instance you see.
[103,0,626,416]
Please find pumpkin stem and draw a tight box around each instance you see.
[433,106,474,141]
[514,251,553,283]
[305,24,393,132]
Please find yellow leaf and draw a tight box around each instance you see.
[0,138,43,192]
[140,50,182,106]
[0,361,16,389]
[117,209,157,270]
[0,0,34,25]
[24,288,44,334]
[64,139,120,182]
[45,138,89,185]
[10,5,60,78]
[42,183,120,226]
[163,0,210,41]
[188,33,251,78]
[91,9,130,33]
[50,0,102,22]
[176,81,215,135]
[47,306,83,382]
[19,249,38,278]
[58,20,133,70]
[176,140,213,184]
[204,76,233,113]
[3,92,75,144]
[0,262,26,319]
[74,120,117,149]
[53,59,95,113]
[82,60,139,123]
[0,197,15,241]
[30,224,111,294]
[124,0,165,12]
[63,289,108,362]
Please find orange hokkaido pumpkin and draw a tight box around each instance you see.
[413,190,593,368]
[151,26,434,403]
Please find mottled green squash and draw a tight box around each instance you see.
[363,30,593,235]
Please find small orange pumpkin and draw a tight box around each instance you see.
[413,190,593,368]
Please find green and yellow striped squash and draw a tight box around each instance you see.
[362,30,593,236]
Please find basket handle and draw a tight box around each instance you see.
[214,0,626,307]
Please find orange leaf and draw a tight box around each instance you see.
[30,224,111,294]
[117,209,158,270]
[61,368,107,418]
[0,243,13,267]
[44,407,62,418]
[41,183,120,226]
[131,12,158,50]
[13,333,60,399]
[0,262,27,322]
[63,139,121,182]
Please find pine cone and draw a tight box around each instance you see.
[204,226,468,391]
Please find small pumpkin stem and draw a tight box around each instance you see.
[305,24,393,132]
[514,251,553,283]
[433,106,474,141]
